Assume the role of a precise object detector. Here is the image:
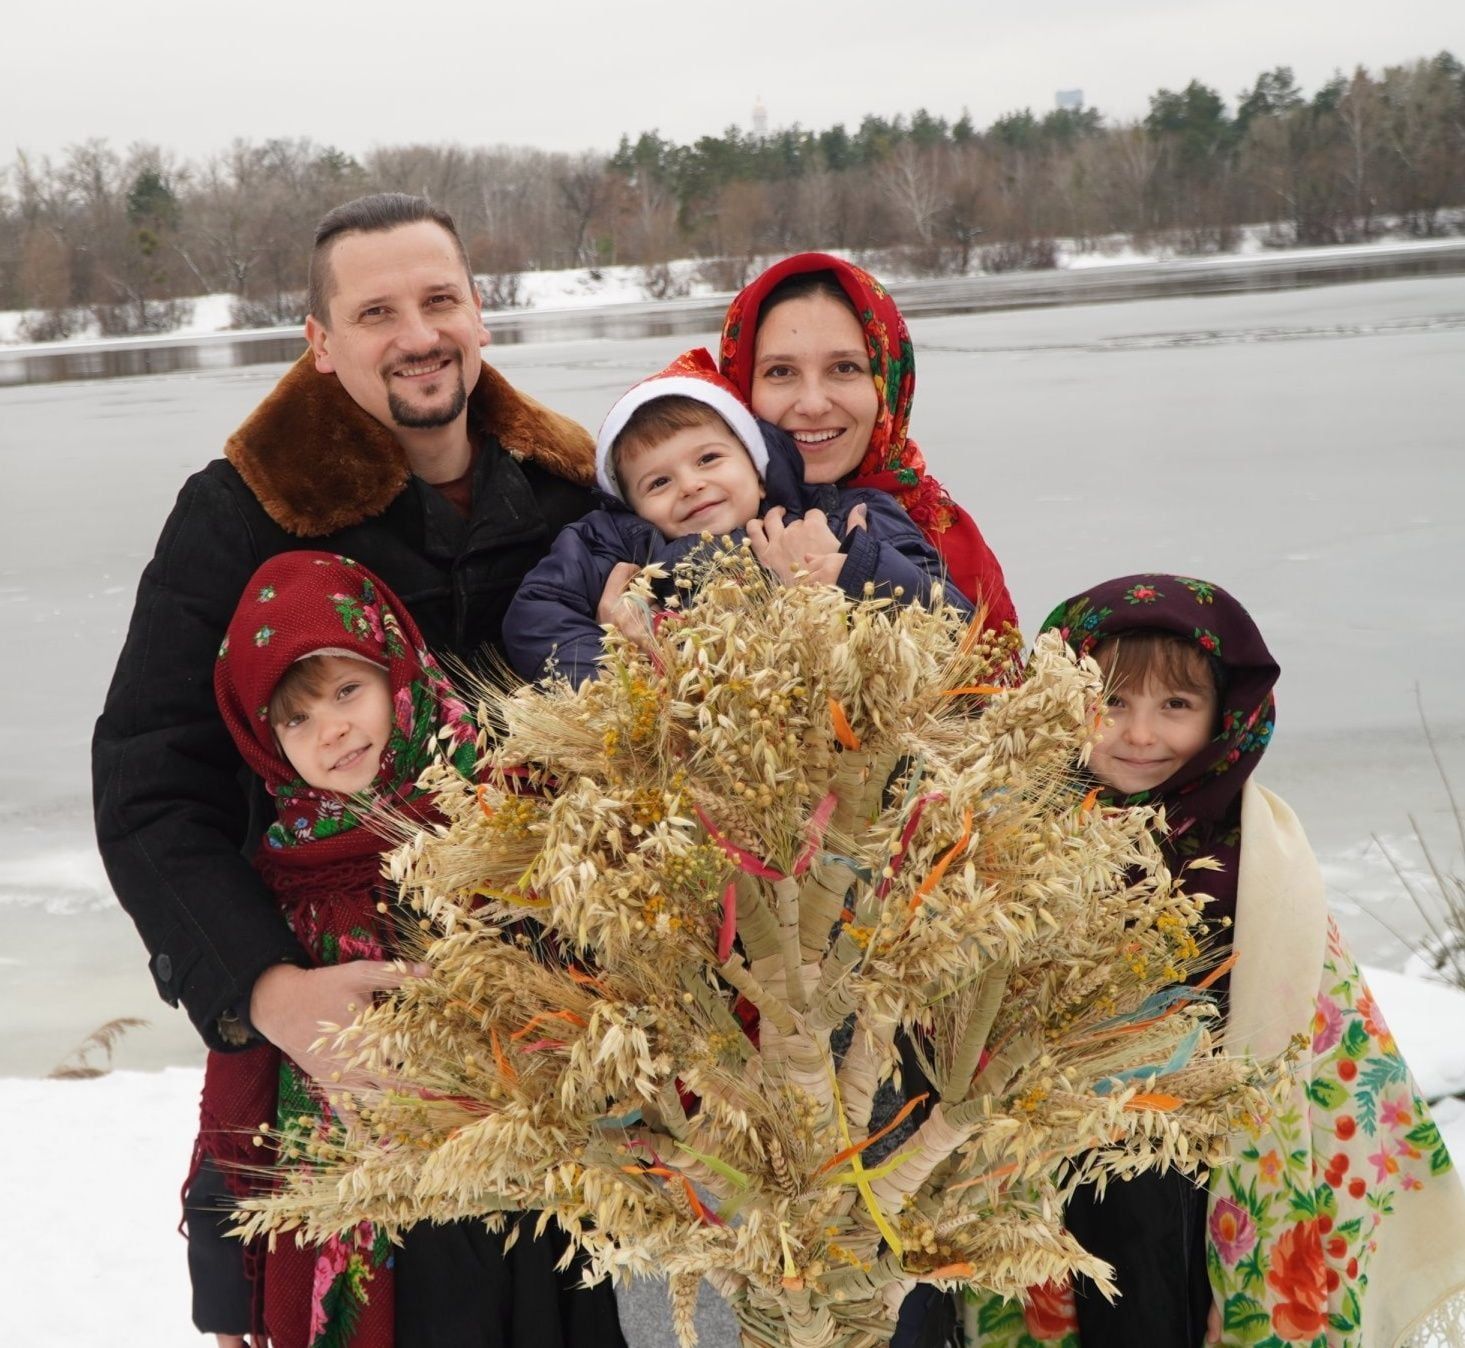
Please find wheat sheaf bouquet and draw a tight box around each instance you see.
[238,546,1288,1348]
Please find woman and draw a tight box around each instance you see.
[719,252,1018,633]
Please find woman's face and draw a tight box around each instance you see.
[749,293,879,484]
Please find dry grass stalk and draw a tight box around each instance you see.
[47,1016,149,1080]
[236,546,1292,1348]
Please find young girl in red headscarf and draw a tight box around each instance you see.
[719,253,1017,635]
[184,552,624,1348]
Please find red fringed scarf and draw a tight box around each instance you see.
[719,252,1018,632]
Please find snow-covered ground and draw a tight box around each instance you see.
[3,272,1463,1343]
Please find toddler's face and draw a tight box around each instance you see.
[1089,676,1217,795]
[273,656,393,794]
[621,422,763,539]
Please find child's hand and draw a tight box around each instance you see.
[1204,1298,1222,1344]
[596,561,656,649]
[747,506,844,585]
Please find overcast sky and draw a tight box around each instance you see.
[2,1,1458,167]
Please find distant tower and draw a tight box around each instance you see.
[1055,89,1084,111]
[752,96,768,139]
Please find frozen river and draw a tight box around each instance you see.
[2,273,1464,1083]
[3,272,1465,1348]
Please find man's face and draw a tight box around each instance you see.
[305,221,487,434]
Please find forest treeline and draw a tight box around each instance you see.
[3,52,1463,339]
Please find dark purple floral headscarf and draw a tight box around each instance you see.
[1039,574,1279,933]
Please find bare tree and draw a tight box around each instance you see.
[1338,68,1383,237]
[17,227,75,339]
[555,153,610,269]
[878,141,945,267]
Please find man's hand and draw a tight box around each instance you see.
[597,561,656,649]
[747,505,867,586]
[248,961,425,1091]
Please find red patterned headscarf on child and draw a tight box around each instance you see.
[214,550,477,866]
[719,252,1016,629]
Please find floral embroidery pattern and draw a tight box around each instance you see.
[1206,920,1453,1346]
[1040,595,1113,650]
[329,578,407,659]
[1211,1197,1259,1263]
[965,923,1456,1347]
[964,1275,1078,1347]
[1125,582,1162,604]
[1178,577,1217,603]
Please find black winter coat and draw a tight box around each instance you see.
[92,357,596,1048]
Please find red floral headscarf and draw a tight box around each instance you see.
[214,551,476,864]
[719,252,1016,630]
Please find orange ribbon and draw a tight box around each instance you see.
[908,809,974,914]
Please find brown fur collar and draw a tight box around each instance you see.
[224,351,595,537]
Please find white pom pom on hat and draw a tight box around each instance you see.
[595,347,767,501]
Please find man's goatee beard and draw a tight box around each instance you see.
[388,376,467,430]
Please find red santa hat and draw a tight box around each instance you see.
[595,347,767,501]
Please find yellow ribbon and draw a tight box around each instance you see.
[829,1072,904,1256]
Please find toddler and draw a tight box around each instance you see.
[504,347,968,684]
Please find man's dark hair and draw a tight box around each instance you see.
[307,193,474,323]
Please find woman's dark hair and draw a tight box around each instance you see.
[754,269,860,332]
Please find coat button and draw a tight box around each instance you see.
[155,953,173,983]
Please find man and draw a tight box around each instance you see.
[93,193,624,1345]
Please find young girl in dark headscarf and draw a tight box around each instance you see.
[184,552,622,1348]
[966,573,1465,1348]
